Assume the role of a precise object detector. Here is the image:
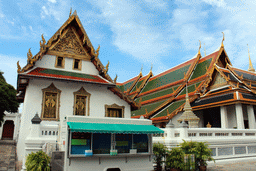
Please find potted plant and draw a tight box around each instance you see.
[165,147,184,171]
[25,150,51,171]
[153,142,167,171]
[194,142,214,171]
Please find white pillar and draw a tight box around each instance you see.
[247,105,256,129]
[220,106,228,129]
[235,103,245,129]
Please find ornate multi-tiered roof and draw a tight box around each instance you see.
[117,35,256,124]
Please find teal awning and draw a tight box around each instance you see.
[67,122,164,134]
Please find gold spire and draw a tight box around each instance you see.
[198,40,201,55]
[140,64,143,74]
[247,44,255,72]
[204,43,206,56]
[150,63,153,73]
[113,74,118,84]
[221,32,225,48]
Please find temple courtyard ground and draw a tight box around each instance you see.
[1,139,256,171]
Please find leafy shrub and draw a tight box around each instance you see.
[166,147,185,170]
[25,150,51,171]
[153,142,168,169]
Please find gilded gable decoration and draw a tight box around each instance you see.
[41,83,61,121]
[73,87,91,116]
[49,27,90,59]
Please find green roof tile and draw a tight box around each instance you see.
[130,77,145,93]
[135,85,180,103]
[40,68,97,80]
[141,64,191,94]
[153,100,185,118]
[178,81,202,96]
[190,58,212,80]
[131,99,166,117]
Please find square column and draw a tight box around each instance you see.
[220,106,228,128]
[247,105,256,129]
[235,103,245,129]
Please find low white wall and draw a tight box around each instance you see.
[66,155,153,171]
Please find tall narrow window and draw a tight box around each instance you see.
[41,83,61,121]
[73,87,90,116]
[55,56,65,68]
[105,104,125,118]
[73,59,81,70]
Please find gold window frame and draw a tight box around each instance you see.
[105,104,125,118]
[73,87,91,116]
[55,56,65,68]
[41,83,61,121]
[73,58,82,70]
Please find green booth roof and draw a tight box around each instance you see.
[67,122,164,134]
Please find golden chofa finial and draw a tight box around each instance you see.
[247,44,255,72]
[198,40,201,55]
[69,8,72,17]
[150,63,153,72]
[221,32,225,48]
[105,61,109,73]
[17,61,21,73]
[140,64,143,73]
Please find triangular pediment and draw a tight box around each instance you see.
[48,27,90,60]
[209,71,227,90]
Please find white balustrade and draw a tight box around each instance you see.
[153,127,256,160]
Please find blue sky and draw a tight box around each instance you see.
[0,0,256,89]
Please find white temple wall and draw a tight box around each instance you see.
[17,78,131,162]
[226,105,237,128]
[170,112,182,128]
[34,55,99,75]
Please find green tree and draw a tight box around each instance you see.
[25,151,51,171]
[0,71,19,126]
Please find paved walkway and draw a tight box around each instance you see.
[207,157,256,171]
[0,140,16,171]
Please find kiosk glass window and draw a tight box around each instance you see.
[115,134,132,153]
[133,134,148,153]
[71,132,91,155]
[93,133,111,154]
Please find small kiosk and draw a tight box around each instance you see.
[65,116,164,171]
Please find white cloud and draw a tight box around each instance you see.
[91,0,171,64]
[40,0,70,21]
[48,0,57,3]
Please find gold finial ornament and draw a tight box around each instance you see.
[95,45,100,58]
[198,40,201,55]
[69,8,72,17]
[114,75,118,84]
[40,34,46,50]
[221,32,225,47]
[247,44,255,72]
[105,61,109,73]
[140,64,143,74]
[206,122,211,128]
[17,61,21,72]
[27,48,33,64]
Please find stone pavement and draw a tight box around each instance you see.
[0,140,16,171]
[207,157,256,171]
